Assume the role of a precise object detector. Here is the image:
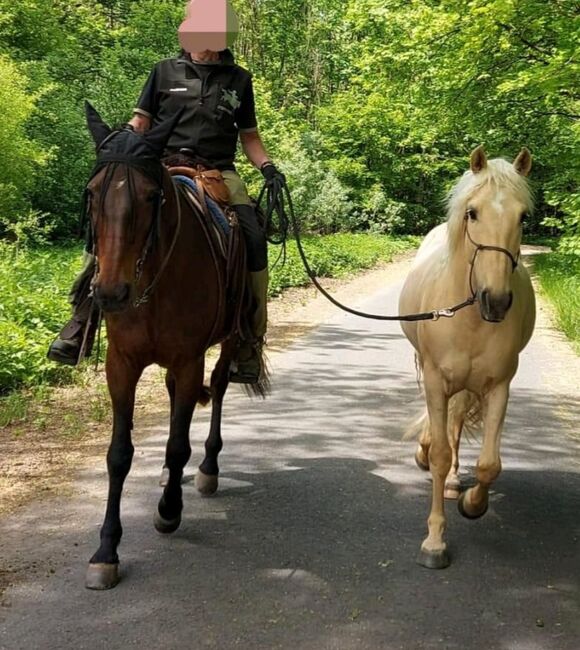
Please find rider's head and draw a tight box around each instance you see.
[179,0,239,54]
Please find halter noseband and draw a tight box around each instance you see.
[464,216,520,302]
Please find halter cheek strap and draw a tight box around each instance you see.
[465,219,520,272]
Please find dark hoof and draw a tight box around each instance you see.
[415,448,429,472]
[417,547,450,570]
[458,492,488,520]
[195,471,218,496]
[85,563,120,590]
[154,511,181,534]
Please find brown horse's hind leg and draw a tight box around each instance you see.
[86,353,143,590]
[196,343,234,496]
[155,360,205,534]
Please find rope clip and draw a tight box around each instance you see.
[432,309,455,321]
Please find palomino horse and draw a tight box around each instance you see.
[399,146,536,569]
[82,104,260,589]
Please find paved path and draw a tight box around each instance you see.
[1,269,579,650]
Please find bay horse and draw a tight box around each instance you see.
[82,103,263,589]
[399,146,536,569]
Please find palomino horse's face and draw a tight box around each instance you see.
[83,103,182,313]
[464,147,533,322]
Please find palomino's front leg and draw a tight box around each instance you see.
[458,382,509,519]
[86,354,142,590]
[419,369,451,569]
[155,360,204,534]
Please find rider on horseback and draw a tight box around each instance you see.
[48,0,283,384]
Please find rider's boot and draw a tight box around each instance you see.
[47,253,99,366]
[230,268,268,385]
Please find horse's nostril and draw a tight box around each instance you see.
[115,283,130,303]
[481,289,491,313]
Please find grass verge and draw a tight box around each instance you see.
[534,253,580,352]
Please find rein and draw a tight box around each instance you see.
[260,180,519,323]
[133,177,181,308]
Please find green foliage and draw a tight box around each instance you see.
[268,233,416,297]
[1,0,578,239]
[0,54,50,237]
[0,235,414,394]
[0,242,81,393]
[534,252,580,352]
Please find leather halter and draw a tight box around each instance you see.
[464,216,520,303]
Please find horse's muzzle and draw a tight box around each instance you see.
[94,283,132,313]
[479,289,513,323]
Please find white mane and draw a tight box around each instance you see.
[446,158,534,254]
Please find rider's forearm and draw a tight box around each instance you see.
[240,130,271,170]
[128,113,152,133]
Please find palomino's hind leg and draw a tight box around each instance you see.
[415,418,431,471]
[458,382,509,520]
[86,353,142,590]
[414,404,463,501]
[418,367,452,569]
[155,360,204,534]
[444,392,469,500]
[196,342,234,496]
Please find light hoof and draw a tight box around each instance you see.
[444,480,461,501]
[85,563,120,590]
[458,491,488,520]
[417,547,450,570]
[444,486,460,500]
[154,511,182,534]
[195,471,219,496]
[414,447,430,472]
[159,467,169,487]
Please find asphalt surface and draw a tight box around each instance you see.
[1,273,579,650]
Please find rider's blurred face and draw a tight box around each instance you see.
[179,0,238,53]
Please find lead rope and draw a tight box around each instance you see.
[260,179,478,322]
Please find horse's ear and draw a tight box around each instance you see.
[513,148,532,177]
[144,108,185,157]
[85,101,112,149]
[470,145,488,174]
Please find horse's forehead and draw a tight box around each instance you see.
[474,185,521,213]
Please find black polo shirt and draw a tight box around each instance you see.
[134,50,257,170]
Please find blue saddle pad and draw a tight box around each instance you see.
[173,175,231,236]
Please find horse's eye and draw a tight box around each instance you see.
[466,208,478,221]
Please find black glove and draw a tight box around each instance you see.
[261,162,286,185]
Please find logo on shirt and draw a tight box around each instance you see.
[221,89,241,110]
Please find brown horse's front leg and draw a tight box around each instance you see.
[86,353,142,590]
[196,342,235,496]
[155,359,205,534]
[418,367,451,569]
